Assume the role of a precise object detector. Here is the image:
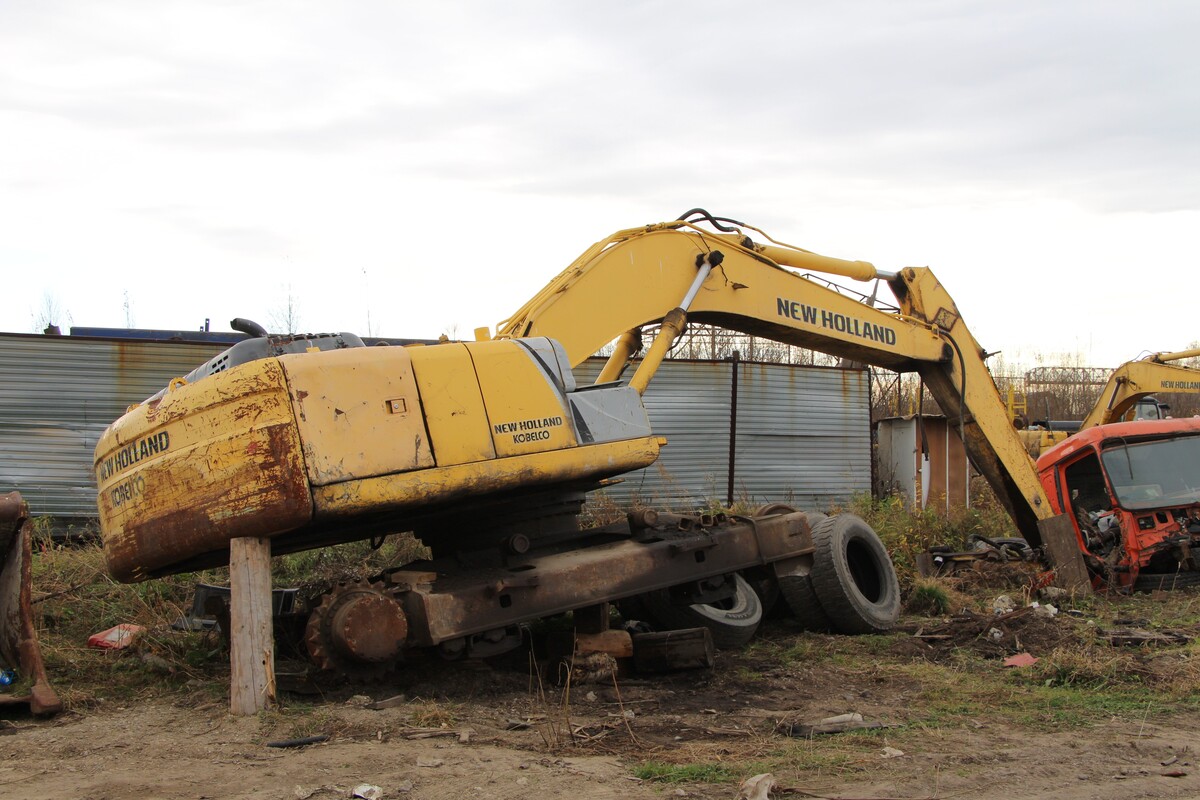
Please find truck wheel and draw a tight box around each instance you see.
[1133,570,1200,592]
[639,573,763,649]
[808,514,900,634]
[743,565,781,616]
[777,512,834,631]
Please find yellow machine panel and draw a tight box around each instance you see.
[95,359,312,582]
[466,341,579,458]
[407,343,497,466]
[280,347,434,486]
[312,435,662,519]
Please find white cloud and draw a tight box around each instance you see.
[1,1,1197,367]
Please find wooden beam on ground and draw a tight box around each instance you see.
[632,627,715,673]
[229,536,275,715]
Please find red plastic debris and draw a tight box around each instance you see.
[87,623,147,650]
[1003,652,1039,667]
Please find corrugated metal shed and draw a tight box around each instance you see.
[875,415,971,511]
[575,358,870,510]
[0,333,228,521]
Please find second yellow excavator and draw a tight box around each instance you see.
[1017,349,1200,456]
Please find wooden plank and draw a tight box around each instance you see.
[229,536,275,715]
[631,627,714,673]
[576,629,634,658]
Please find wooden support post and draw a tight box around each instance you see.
[229,536,275,715]
[573,602,611,635]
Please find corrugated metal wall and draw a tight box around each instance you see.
[0,334,228,520]
[575,358,870,510]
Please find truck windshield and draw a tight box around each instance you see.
[1101,435,1200,509]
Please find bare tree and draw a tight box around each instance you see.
[671,323,839,366]
[269,285,303,335]
[31,291,69,333]
[122,291,135,328]
[362,267,376,338]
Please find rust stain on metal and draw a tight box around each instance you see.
[104,425,312,582]
[0,493,63,716]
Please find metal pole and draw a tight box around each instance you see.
[727,351,740,507]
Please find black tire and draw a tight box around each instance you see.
[777,512,835,632]
[1133,570,1200,592]
[638,573,763,649]
[808,514,900,634]
[743,565,782,617]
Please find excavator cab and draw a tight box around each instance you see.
[1131,397,1169,421]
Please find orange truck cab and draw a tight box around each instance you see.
[1037,417,1200,590]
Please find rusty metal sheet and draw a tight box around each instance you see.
[0,492,63,715]
[96,359,313,583]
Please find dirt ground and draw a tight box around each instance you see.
[6,605,1200,800]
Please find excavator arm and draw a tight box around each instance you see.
[1079,349,1200,429]
[496,212,1056,545]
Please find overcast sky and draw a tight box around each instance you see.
[3,1,1197,371]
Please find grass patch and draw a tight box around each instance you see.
[837,487,1017,588]
[634,761,742,783]
[888,650,1200,733]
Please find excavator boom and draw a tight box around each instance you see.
[497,214,1055,544]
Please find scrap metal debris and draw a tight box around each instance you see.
[0,493,62,716]
[736,773,777,800]
[775,712,888,738]
[1100,627,1193,646]
[364,693,408,710]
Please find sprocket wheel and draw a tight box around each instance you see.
[304,579,408,679]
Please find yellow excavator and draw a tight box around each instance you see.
[1017,349,1200,456]
[91,210,1101,671]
